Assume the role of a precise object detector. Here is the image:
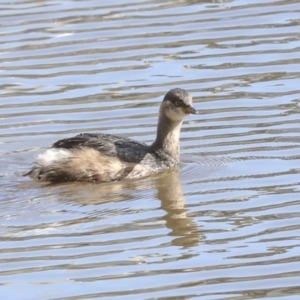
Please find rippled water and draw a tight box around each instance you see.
[1,0,300,299]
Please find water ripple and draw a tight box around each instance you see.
[1,0,300,299]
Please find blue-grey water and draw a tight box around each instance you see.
[1,0,300,299]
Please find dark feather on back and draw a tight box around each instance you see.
[52,133,150,163]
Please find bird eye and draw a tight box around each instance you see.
[175,101,180,107]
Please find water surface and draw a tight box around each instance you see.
[1,0,300,299]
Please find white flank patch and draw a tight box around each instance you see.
[36,148,71,167]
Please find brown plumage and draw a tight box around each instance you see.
[26,88,197,183]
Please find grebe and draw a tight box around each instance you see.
[27,88,197,183]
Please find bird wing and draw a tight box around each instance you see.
[52,133,149,163]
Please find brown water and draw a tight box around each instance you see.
[1,0,300,299]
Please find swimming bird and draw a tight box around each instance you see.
[27,88,197,183]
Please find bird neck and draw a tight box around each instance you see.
[151,111,183,162]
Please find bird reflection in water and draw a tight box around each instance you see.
[38,166,201,248]
[156,167,201,247]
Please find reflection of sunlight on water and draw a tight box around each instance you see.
[56,33,74,38]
